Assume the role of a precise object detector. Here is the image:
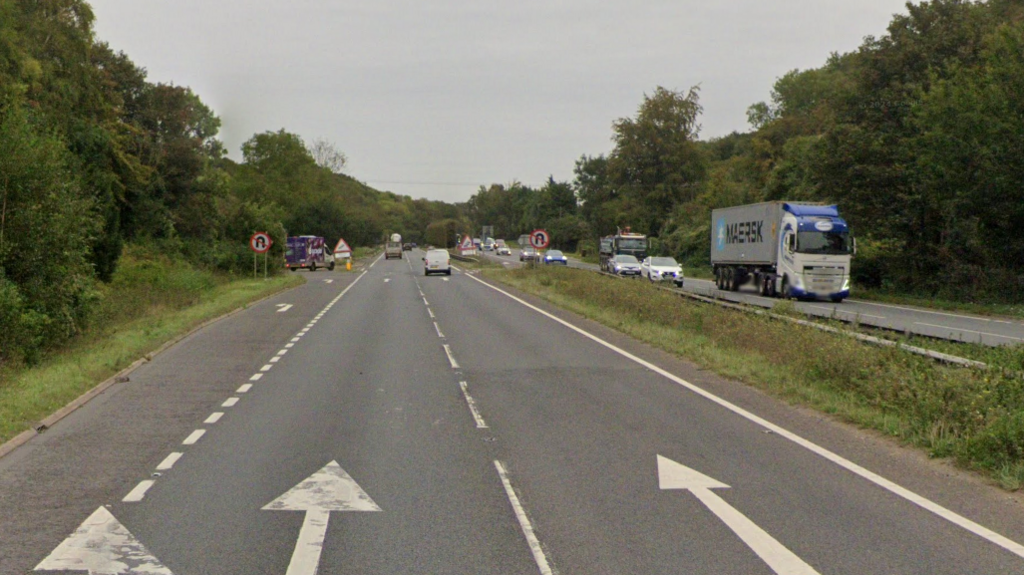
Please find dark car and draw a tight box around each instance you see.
[402,243,412,251]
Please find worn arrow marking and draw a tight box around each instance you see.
[658,455,821,575]
[276,303,293,313]
[35,506,172,574]
[264,461,381,575]
[323,279,334,284]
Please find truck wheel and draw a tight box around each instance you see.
[328,261,335,271]
[310,262,316,272]
[830,296,844,303]
[781,277,792,300]
[446,269,452,276]
[290,268,297,272]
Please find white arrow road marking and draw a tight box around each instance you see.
[264,461,381,575]
[35,507,173,574]
[276,304,293,313]
[658,455,820,575]
[323,279,334,284]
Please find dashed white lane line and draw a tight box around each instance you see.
[222,397,239,408]
[182,430,206,445]
[443,344,460,369]
[423,297,430,306]
[260,364,273,372]
[464,272,1024,561]
[237,384,253,393]
[285,343,295,348]
[459,382,487,428]
[270,356,281,363]
[123,480,156,503]
[434,322,445,338]
[156,452,183,471]
[913,322,1024,341]
[250,373,264,381]
[428,308,436,319]
[291,337,301,343]
[385,278,391,283]
[419,291,425,297]
[204,412,224,424]
[494,461,553,575]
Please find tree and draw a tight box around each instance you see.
[309,137,347,173]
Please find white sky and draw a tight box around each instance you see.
[87,0,911,203]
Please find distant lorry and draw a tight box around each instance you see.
[599,228,648,272]
[385,233,403,259]
[710,202,853,302]
[286,236,334,271]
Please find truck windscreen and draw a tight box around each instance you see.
[797,231,850,255]
[618,239,646,250]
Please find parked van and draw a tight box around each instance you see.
[423,249,451,276]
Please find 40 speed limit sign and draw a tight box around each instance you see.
[529,229,550,249]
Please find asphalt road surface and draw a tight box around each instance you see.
[485,249,1024,347]
[4,250,1024,574]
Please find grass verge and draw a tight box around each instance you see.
[0,250,303,444]
[484,265,1024,490]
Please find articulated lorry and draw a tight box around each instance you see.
[710,202,853,302]
[599,228,648,272]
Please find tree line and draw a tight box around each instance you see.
[460,0,1024,302]
[0,1,450,367]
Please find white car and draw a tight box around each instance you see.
[423,249,451,276]
[496,246,512,256]
[641,256,684,287]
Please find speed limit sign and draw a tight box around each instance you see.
[530,229,550,249]
[250,232,272,253]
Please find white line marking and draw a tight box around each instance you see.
[222,397,239,407]
[423,298,430,306]
[419,291,425,297]
[286,343,295,348]
[443,344,460,369]
[459,382,488,428]
[123,480,156,503]
[494,461,554,575]
[434,322,445,338]
[443,278,450,282]
[276,304,293,313]
[270,356,281,363]
[849,299,995,321]
[204,412,224,424]
[261,364,273,371]
[182,430,206,445]
[291,338,301,343]
[384,278,391,283]
[913,322,1023,341]
[250,373,264,381]
[277,349,289,356]
[807,305,885,320]
[295,333,305,338]
[428,308,436,319]
[464,272,1024,560]
[300,328,310,333]
[156,452,183,471]
[237,384,253,393]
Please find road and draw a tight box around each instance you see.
[484,250,1024,347]
[3,250,1024,574]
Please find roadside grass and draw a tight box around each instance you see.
[484,265,1024,490]
[0,249,303,444]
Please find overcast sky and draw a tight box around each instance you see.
[88,0,911,204]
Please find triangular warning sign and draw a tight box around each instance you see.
[334,238,352,254]
[460,235,474,249]
[35,507,173,574]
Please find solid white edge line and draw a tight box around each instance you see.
[463,272,1024,559]
[237,384,253,393]
[222,397,239,407]
[459,381,487,428]
[156,452,183,471]
[204,412,224,424]
[443,344,460,369]
[182,430,206,445]
[494,461,554,575]
[123,480,156,503]
[434,322,445,338]
[913,322,1023,342]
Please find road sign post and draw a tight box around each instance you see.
[250,232,273,280]
[530,229,550,250]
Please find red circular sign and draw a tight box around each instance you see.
[250,232,273,253]
[529,229,550,249]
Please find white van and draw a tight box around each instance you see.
[423,249,451,276]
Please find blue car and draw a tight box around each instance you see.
[543,249,568,265]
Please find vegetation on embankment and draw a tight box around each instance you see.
[485,266,1024,490]
[0,247,303,444]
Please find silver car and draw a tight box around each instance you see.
[609,254,642,277]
